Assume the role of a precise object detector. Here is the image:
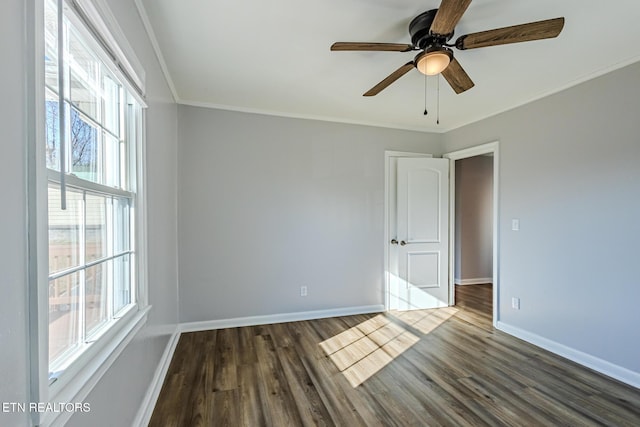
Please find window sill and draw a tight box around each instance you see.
[39,305,151,427]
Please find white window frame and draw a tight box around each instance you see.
[27,1,149,426]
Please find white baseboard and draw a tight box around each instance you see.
[180,304,385,333]
[496,321,640,390]
[132,326,181,427]
[455,277,492,285]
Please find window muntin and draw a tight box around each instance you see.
[69,109,101,182]
[44,0,140,379]
[45,88,61,171]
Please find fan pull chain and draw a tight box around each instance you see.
[436,74,440,125]
[423,72,428,116]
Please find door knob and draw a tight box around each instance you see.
[391,239,398,245]
[400,240,407,246]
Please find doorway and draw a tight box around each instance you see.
[444,142,499,326]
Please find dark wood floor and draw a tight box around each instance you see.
[149,284,640,426]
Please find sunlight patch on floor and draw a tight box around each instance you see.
[388,306,457,334]
[319,309,456,387]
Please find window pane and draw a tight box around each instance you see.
[48,185,83,275]
[85,262,109,335]
[113,254,131,314]
[103,72,120,136]
[104,132,120,188]
[86,193,110,262]
[44,0,58,92]
[45,89,60,171]
[68,29,100,121]
[70,71,99,121]
[114,197,130,253]
[49,272,80,364]
[70,108,101,183]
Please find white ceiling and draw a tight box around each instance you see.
[138,0,640,133]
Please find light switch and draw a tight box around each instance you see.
[511,219,520,231]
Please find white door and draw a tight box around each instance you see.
[389,157,449,310]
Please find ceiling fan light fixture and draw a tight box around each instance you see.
[416,47,453,76]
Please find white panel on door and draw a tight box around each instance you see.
[407,251,440,288]
[407,168,441,243]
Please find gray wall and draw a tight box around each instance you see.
[455,156,493,283]
[444,60,640,374]
[0,0,179,426]
[177,106,443,323]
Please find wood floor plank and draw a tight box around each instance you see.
[254,332,304,426]
[212,328,238,392]
[237,362,267,427]
[520,385,602,426]
[211,389,240,427]
[183,331,212,427]
[150,285,640,426]
[237,325,259,366]
[396,343,495,426]
[269,322,335,426]
[288,320,376,427]
[150,372,185,427]
[365,354,480,427]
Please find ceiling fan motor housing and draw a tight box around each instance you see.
[409,9,454,49]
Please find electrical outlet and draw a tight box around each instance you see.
[300,286,308,297]
[512,297,520,310]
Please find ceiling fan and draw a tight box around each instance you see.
[331,0,565,96]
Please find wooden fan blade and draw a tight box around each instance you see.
[431,0,472,35]
[441,58,474,94]
[363,62,415,96]
[331,42,414,52]
[456,17,565,50]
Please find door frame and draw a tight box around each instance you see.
[383,151,433,311]
[443,141,500,326]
